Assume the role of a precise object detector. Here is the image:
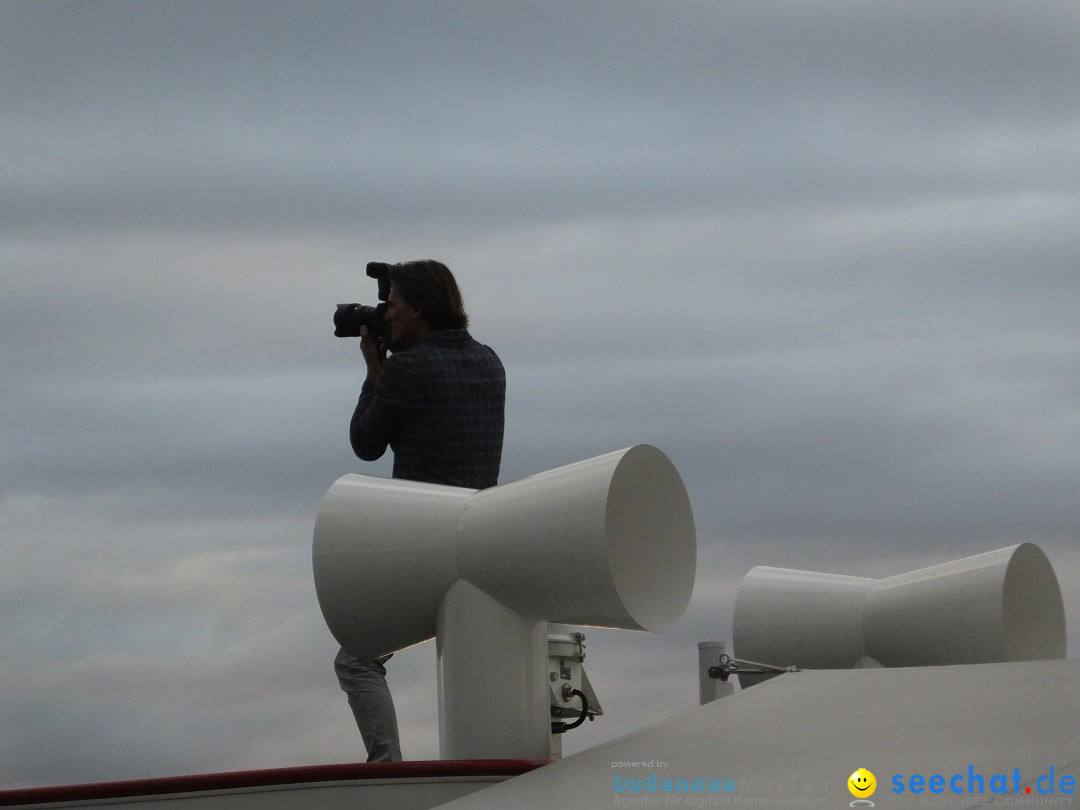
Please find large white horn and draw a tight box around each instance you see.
[313,444,696,659]
[313,445,696,759]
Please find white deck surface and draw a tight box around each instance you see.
[435,658,1080,809]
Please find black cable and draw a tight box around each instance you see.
[551,689,590,734]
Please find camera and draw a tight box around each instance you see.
[334,262,393,347]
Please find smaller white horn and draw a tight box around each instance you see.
[733,543,1065,687]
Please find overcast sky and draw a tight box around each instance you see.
[3,0,1079,789]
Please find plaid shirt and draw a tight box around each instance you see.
[350,329,505,489]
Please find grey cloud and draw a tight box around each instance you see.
[2,0,1078,791]
[6,2,1079,235]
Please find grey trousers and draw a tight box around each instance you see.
[334,646,403,762]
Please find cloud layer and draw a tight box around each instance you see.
[2,0,1078,788]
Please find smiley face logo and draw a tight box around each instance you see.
[848,768,877,798]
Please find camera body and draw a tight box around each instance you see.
[334,262,393,347]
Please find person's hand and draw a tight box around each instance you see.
[359,326,386,380]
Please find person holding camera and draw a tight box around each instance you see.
[334,259,506,762]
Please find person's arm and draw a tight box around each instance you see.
[358,324,385,382]
[349,327,398,460]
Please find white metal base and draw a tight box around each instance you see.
[436,580,550,760]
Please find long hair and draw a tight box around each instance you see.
[388,260,469,330]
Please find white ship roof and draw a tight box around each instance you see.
[436,657,1080,809]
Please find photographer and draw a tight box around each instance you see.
[334,260,506,761]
